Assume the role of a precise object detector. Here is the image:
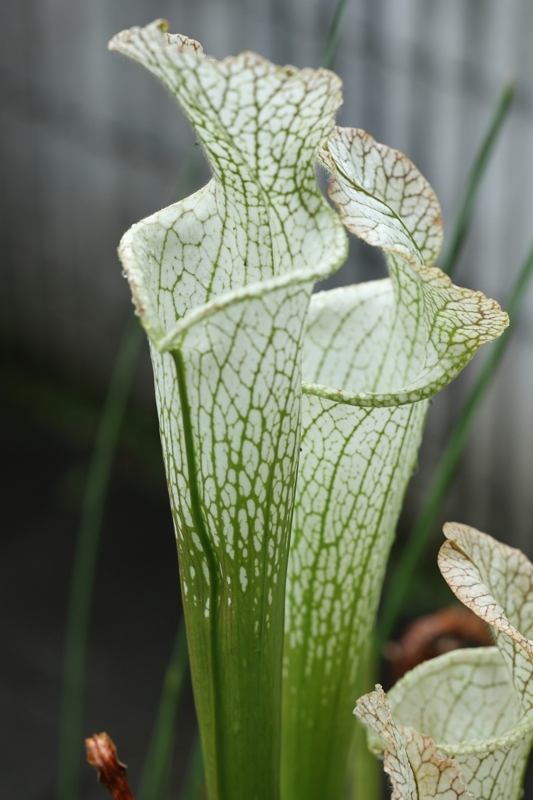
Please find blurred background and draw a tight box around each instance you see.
[1,0,533,797]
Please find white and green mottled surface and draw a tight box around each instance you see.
[282,128,507,800]
[357,526,533,800]
[110,20,347,800]
[110,21,509,800]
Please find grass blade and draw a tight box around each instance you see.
[57,144,204,800]
[378,240,533,647]
[440,82,514,277]
[321,0,350,69]
[137,621,189,800]
[179,734,205,800]
[58,313,144,800]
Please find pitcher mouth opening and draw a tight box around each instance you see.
[385,646,533,757]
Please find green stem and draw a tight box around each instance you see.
[138,620,189,800]
[321,0,351,69]
[440,82,514,277]
[378,240,533,647]
[57,313,144,800]
[179,734,206,800]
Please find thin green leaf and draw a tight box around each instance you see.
[378,240,533,647]
[138,621,189,800]
[321,0,351,70]
[179,735,206,800]
[57,313,144,800]
[57,136,204,800]
[440,82,514,277]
